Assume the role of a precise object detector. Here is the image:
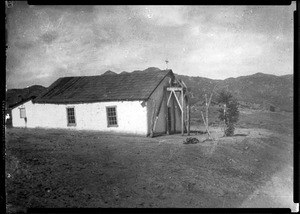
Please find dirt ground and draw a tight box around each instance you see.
[5,110,296,211]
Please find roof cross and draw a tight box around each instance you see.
[165,59,169,69]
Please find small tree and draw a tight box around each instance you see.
[217,90,239,136]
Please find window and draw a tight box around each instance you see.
[19,108,26,118]
[106,106,118,127]
[66,107,76,126]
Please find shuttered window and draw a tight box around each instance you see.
[106,106,118,127]
[20,108,26,118]
[66,107,76,126]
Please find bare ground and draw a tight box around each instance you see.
[5,110,296,211]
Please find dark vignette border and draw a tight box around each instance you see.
[2,1,8,214]
[2,1,298,214]
[293,2,299,204]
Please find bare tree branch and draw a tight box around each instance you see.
[201,110,212,139]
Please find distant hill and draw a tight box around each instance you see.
[6,85,47,108]
[5,68,293,112]
[122,68,293,112]
[177,72,293,112]
[102,70,117,75]
[131,67,161,74]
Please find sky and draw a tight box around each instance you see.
[6,3,296,89]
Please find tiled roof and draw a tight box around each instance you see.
[33,68,173,104]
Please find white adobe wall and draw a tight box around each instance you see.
[11,100,34,128]
[11,100,148,135]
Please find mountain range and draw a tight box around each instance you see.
[6,68,293,112]
[176,72,293,111]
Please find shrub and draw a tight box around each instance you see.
[217,91,239,136]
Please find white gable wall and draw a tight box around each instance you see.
[11,100,148,135]
[146,76,171,135]
[11,100,34,128]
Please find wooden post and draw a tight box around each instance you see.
[150,101,156,137]
[165,88,169,134]
[166,90,174,134]
[184,105,188,132]
[181,89,184,136]
[205,94,209,133]
[166,107,169,135]
[167,90,173,106]
[183,93,189,134]
[172,95,176,133]
[187,97,190,136]
[173,91,183,112]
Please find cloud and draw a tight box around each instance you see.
[137,6,188,26]
[6,4,295,88]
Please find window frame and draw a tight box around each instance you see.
[19,107,26,118]
[66,106,76,126]
[106,106,118,127]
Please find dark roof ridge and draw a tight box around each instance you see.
[33,69,174,104]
